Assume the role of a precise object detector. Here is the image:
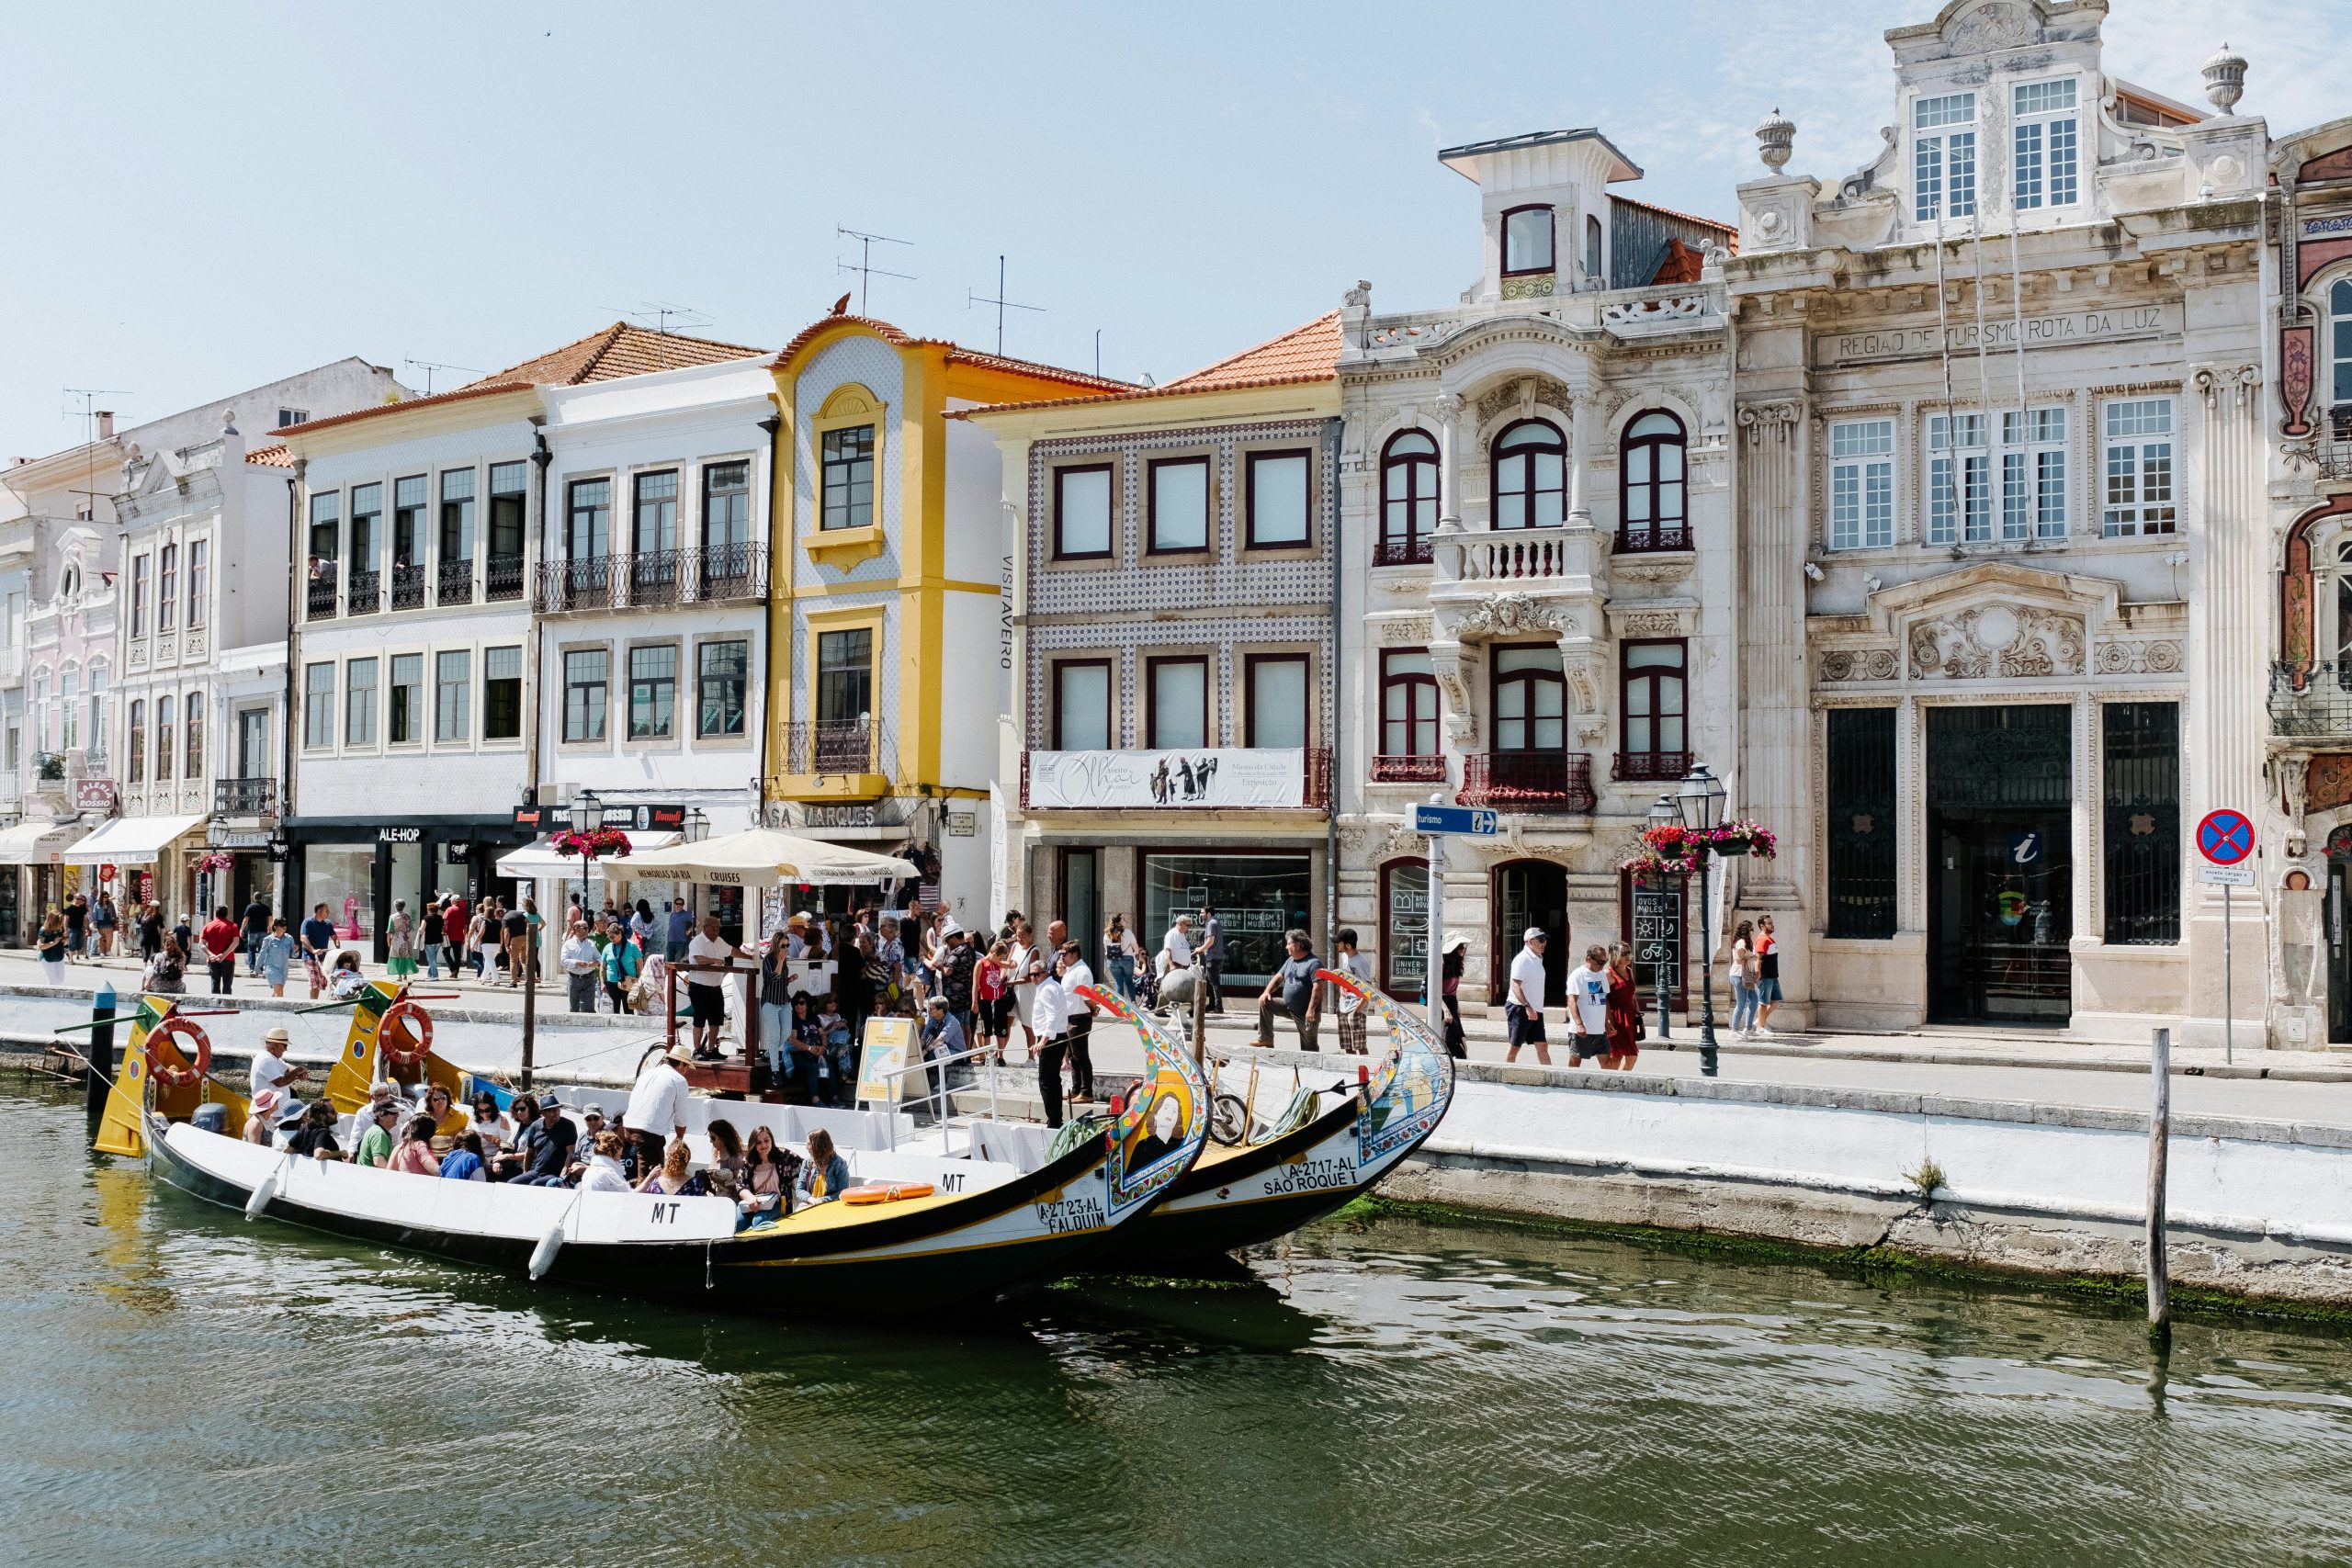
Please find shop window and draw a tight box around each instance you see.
[1245,654,1308,749]
[1501,205,1554,275]
[1826,706,1897,939]
[1144,851,1313,991]
[1052,659,1112,751]
[1381,649,1438,760]
[628,644,677,739]
[345,658,379,747]
[483,646,524,741]
[1492,420,1565,530]
[1380,857,1430,999]
[1378,431,1438,563]
[564,649,609,742]
[1244,450,1311,548]
[820,423,876,530]
[304,844,377,942]
[1618,411,1686,550]
[1147,656,1208,750]
[1054,464,1114,559]
[696,640,746,739]
[2103,701,2179,944]
[1148,457,1210,554]
[388,653,424,745]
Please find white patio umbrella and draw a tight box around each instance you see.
[616,826,918,887]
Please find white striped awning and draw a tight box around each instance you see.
[0,818,90,865]
[58,813,207,866]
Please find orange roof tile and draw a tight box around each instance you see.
[1612,193,1738,241]
[246,444,292,468]
[773,312,1130,393]
[461,321,768,390]
[953,311,1341,418]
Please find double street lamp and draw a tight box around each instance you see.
[1650,763,1730,1077]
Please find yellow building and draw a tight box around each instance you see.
[763,312,1123,920]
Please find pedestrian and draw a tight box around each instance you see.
[630,898,656,952]
[441,891,467,977]
[1567,943,1611,1068]
[145,933,188,994]
[93,891,119,959]
[1440,932,1468,1059]
[1157,913,1194,1016]
[665,899,691,963]
[258,917,296,997]
[1332,927,1374,1055]
[241,891,269,976]
[756,932,795,1084]
[138,901,165,964]
[1603,942,1642,1071]
[684,914,753,1057]
[1030,953,1070,1129]
[602,915,640,1014]
[1102,914,1139,1003]
[1504,926,1553,1066]
[36,908,66,986]
[975,938,1012,1065]
[465,905,491,980]
[1196,903,1226,1013]
[421,898,444,981]
[199,905,241,995]
[64,895,87,963]
[560,918,600,1013]
[300,901,336,999]
[1728,919,1759,1039]
[500,899,531,988]
[1055,934,1097,1104]
[1250,930,1323,1052]
[386,900,417,981]
[1752,915,1781,1038]
[928,921,978,1047]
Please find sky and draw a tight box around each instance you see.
[4,0,2345,453]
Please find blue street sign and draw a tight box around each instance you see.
[2197,807,2254,866]
[1413,805,1499,838]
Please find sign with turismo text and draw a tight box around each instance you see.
[1413,804,1499,837]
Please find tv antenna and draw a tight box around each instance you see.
[605,302,714,368]
[967,255,1042,355]
[402,358,481,396]
[62,388,130,446]
[835,227,914,316]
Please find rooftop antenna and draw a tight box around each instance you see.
[62,388,129,525]
[403,358,481,396]
[1094,328,1102,378]
[610,303,714,370]
[967,255,1043,356]
[835,227,915,316]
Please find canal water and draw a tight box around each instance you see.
[11,1084,2352,1568]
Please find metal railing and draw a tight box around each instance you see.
[305,570,337,621]
[213,777,277,816]
[389,563,427,611]
[1614,524,1693,554]
[1458,750,1597,812]
[345,566,380,615]
[1373,537,1434,567]
[1612,749,1692,782]
[1371,752,1446,784]
[437,559,475,606]
[784,719,893,776]
[2317,406,2352,481]
[692,541,763,601]
[539,544,767,613]
[485,554,527,602]
[2269,660,2352,737]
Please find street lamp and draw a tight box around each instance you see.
[574,788,604,919]
[1675,764,1729,1077]
[684,807,710,844]
[1646,795,1677,1043]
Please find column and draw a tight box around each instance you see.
[1736,399,1809,1010]
[1566,390,1592,525]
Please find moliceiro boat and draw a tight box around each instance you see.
[1083,967,1455,1271]
[118,985,1213,1318]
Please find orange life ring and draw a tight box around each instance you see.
[843,1182,935,1205]
[145,1016,212,1089]
[377,998,434,1067]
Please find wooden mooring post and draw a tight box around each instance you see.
[2146,1025,2171,1335]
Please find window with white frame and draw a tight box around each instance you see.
[1913,92,1977,221]
[435,649,470,743]
[2331,277,2352,409]
[388,653,424,744]
[564,649,609,742]
[303,663,334,748]
[2012,79,2079,210]
[483,646,524,741]
[1828,419,1894,549]
[345,658,379,747]
[2101,400,2176,536]
[1927,412,1991,545]
[2001,407,2069,540]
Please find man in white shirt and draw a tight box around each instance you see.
[1567,943,1611,1068]
[1156,915,1194,1015]
[1051,928,1098,1105]
[560,919,601,1014]
[1030,963,1070,1129]
[624,1043,695,1175]
[684,915,753,1058]
[1504,926,1553,1066]
[247,1026,308,1106]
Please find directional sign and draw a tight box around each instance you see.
[2196,807,2255,866]
[1413,804,1499,838]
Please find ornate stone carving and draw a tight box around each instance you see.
[1500,274,1555,301]
[1440,593,1576,638]
[1363,319,1467,351]
[2280,754,2312,821]
[1616,611,1686,637]
[1737,401,1801,435]
[1908,605,2085,679]
[1819,647,1899,683]
[1476,376,1570,428]
[1947,0,2036,51]
[1610,550,1695,585]
[1376,617,1433,646]
[1601,294,1707,326]
[1429,642,1478,747]
[2093,638,2185,675]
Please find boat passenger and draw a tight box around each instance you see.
[353,1101,402,1168]
[439,1131,488,1181]
[623,1045,695,1176]
[741,1125,798,1224]
[577,1131,633,1193]
[423,1084,467,1141]
[244,1089,285,1145]
[510,1099,580,1187]
[795,1128,851,1205]
[487,1095,537,1178]
[287,1101,344,1160]
[390,1115,441,1176]
[469,1092,512,1154]
[704,1118,751,1199]
[248,1026,310,1110]
[636,1139,708,1198]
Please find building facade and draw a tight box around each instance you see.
[1729,0,2269,1043]
[1333,130,1738,1011]
[970,315,1341,987]
[763,314,1125,927]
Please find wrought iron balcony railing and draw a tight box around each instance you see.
[213,777,277,817]
[389,563,427,611]
[437,558,475,606]
[1373,537,1434,568]
[345,566,380,615]
[1614,524,1694,554]
[1371,752,1446,784]
[2270,660,2352,737]
[485,553,527,602]
[1611,749,1692,783]
[783,719,894,777]
[538,544,768,613]
[305,569,338,621]
[1458,750,1597,813]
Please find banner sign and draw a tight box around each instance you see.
[1024,749,1308,811]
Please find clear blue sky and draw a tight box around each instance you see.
[4,0,2337,449]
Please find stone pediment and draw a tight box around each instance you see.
[1863,561,2120,642]
[1827,562,2128,684]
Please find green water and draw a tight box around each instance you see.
[9,1085,2352,1568]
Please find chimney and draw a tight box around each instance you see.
[96,412,114,440]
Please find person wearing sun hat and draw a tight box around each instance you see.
[623,1043,695,1175]
[247,1024,309,1106]
[243,1089,284,1145]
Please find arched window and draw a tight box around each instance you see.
[2332,277,2352,416]
[1619,410,1688,551]
[1491,419,1565,530]
[156,695,175,782]
[128,699,145,783]
[185,690,205,779]
[1378,430,1439,564]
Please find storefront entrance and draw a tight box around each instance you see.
[1491,859,1566,1006]
[1142,851,1313,994]
[1927,705,2073,1027]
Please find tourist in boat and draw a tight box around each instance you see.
[573,1131,633,1193]
[249,1025,310,1106]
[389,1114,440,1175]
[438,1131,488,1181]
[624,1045,694,1174]
[469,1091,512,1155]
[507,1098,580,1186]
[257,919,296,998]
[422,1084,466,1139]
[35,908,66,986]
[637,1139,708,1198]
[796,1128,850,1205]
[703,1117,751,1198]
[1332,928,1374,1055]
[144,933,188,996]
[1604,943,1643,1072]
[560,918,599,1013]
[486,1095,536,1178]
[353,1100,402,1168]
[199,906,242,995]
[287,1101,343,1160]
[742,1125,799,1220]
[244,1089,285,1145]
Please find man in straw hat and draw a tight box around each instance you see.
[247,1024,309,1106]
[624,1042,695,1175]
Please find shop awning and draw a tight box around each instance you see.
[621,827,918,887]
[493,830,682,880]
[0,818,91,865]
[59,813,206,866]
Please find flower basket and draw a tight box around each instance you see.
[550,827,633,860]
[1708,819,1776,860]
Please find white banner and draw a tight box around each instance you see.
[1025,749,1308,810]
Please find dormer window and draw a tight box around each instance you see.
[1502,206,1555,276]
[1913,92,1977,221]
[2012,79,2078,210]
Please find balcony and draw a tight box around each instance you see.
[1371,752,1446,784]
[346,566,381,616]
[1447,528,1579,582]
[1611,749,1692,783]
[1614,525,1693,554]
[537,545,769,614]
[437,559,475,606]
[1458,750,1596,813]
[212,777,277,818]
[1020,746,1331,811]
[2315,406,2352,482]
[305,569,338,621]
[2270,661,2352,737]
[1373,537,1434,568]
[389,563,427,611]
[772,719,896,802]
[485,553,527,602]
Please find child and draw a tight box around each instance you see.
[329,949,368,1000]
[818,998,854,1107]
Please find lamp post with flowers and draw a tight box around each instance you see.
[552,789,633,921]
[1622,763,1773,1077]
